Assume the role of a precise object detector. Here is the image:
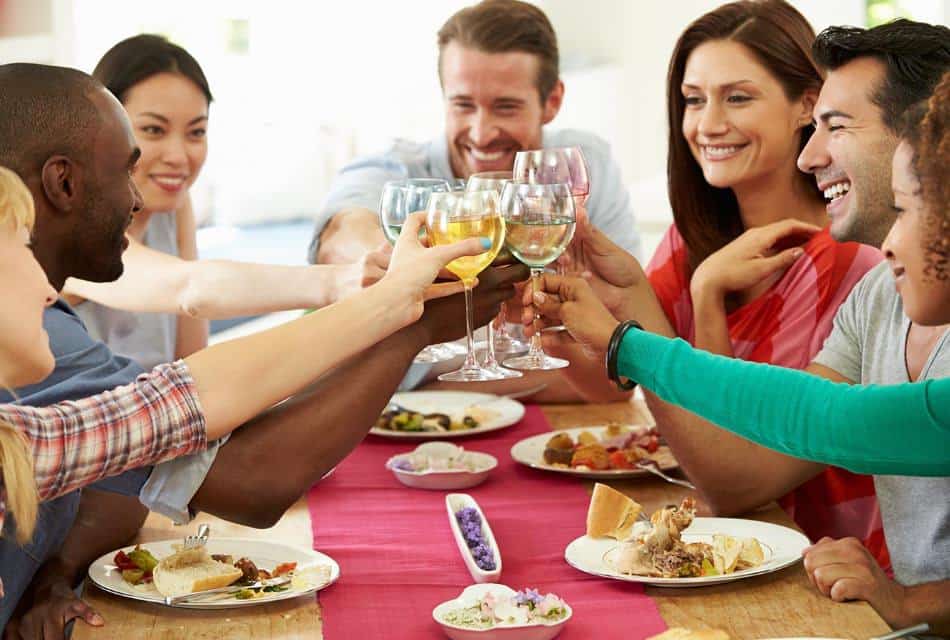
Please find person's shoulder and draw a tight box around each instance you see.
[546,128,612,157]
[841,261,895,308]
[340,137,430,174]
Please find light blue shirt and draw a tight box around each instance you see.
[307,128,641,262]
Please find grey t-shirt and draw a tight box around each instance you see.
[76,212,179,370]
[814,261,950,586]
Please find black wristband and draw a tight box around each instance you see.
[606,320,643,391]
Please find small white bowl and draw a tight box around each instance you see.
[446,493,502,583]
[432,584,572,640]
[387,442,497,490]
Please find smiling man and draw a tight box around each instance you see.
[307,0,640,269]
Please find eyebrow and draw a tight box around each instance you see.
[136,112,208,126]
[682,79,754,90]
[818,110,854,123]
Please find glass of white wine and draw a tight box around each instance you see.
[465,172,525,378]
[378,179,460,363]
[426,190,507,382]
[499,182,576,371]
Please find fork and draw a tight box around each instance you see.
[636,459,697,490]
[163,575,291,606]
[183,524,210,550]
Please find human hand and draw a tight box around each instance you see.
[4,580,104,640]
[803,537,907,626]
[334,244,392,300]
[554,205,646,319]
[520,273,619,356]
[418,263,530,345]
[691,219,820,300]
[383,212,488,302]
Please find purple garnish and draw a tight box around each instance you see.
[391,458,415,472]
[514,588,543,608]
[455,507,496,571]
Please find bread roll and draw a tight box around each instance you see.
[586,483,642,540]
[152,547,244,597]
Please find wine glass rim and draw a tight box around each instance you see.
[500,181,573,194]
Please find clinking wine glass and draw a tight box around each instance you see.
[426,190,507,382]
[513,147,590,276]
[465,172,527,374]
[378,178,461,363]
[499,182,576,371]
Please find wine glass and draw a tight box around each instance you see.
[378,178,460,363]
[426,190,507,382]
[465,172,528,370]
[513,147,590,276]
[499,182,576,371]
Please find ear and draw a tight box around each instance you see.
[542,79,565,125]
[40,155,83,213]
[796,87,819,128]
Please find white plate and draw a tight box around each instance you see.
[371,391,524,439]
[433,584,572,640]
[446,493,502,583]
[565,517,809,587]
[510,425,678,479]
[88,538,340,609]
[387,442,498,490]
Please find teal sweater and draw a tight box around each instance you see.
[618,329,950,476]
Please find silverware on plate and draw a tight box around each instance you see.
[869,623,930,640]
[182,523,210,550]
[635,458,697,490]
[163,575,291,606]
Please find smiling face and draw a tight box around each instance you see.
[681,40,814,193]
[0,221,57,388]
[797,57,898,245]
[881,141,950,326]
[123,72,209,214]
[441,42,563,179]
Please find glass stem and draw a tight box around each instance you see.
[528,268,545,360]
[495,303,511,341]
[461,282,478,371]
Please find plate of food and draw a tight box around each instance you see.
[386,442,498,490]
[510,424,678,478]
[371,391,524,439]
[432,583,571,640]
[564,484,809,587]
[87,538,339,608]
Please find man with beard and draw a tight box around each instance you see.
[0,63,526,637]
[307,0,641,403]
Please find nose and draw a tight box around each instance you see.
[797,126,830,174]
[880,220,898,258]
[161,135,189,167]
[468,109,499,147]
[43,281,57,307]
[697,101,729,138]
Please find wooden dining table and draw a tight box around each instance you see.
[75,400,891,640]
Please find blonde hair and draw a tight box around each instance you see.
[0,165,39,543]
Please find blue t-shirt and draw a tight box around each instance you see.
[0,300,147,628]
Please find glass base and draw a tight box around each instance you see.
[437,366,509,382]
[503,352,569,371]
[413,344,457,364]
[481,363,523,379]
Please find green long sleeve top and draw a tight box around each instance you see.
[618,328,950,477]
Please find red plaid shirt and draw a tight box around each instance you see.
[0,360,206,539]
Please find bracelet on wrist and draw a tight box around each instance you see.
[606,320,643,391]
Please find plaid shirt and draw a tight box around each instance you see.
[0,360,207,541]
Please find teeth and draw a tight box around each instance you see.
[823,181,851,201]
[470,149,505,162]
[153,176,185,187]
[703,145,741,158]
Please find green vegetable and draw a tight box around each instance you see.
[262,585,289,593]
[701,558,719,576]
[128,548,158,573]
[234,589,255,600]
[121,569,144,584]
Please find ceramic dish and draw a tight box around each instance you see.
[446,493,502,583]
[371,391,524,439]
[510,425,678,479]
[565,517,810,587]
[88,538,339,609]
[432,584,572,640]
[387,442,498,490]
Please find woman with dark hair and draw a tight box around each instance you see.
[62,35,387,369]
[557,0,885,564]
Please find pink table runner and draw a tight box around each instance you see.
[307,405,667,639]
